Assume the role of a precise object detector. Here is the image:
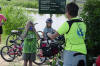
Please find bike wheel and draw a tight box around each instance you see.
[6,33,22,46]
[1,46,15,62]
[33,40,46,65]
[33,50,46,65]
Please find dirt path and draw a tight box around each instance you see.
[0,56,49,66]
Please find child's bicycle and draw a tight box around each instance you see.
[1,31,47,65]
[6,28,24,46]
[6,23,38,46]
[1,40,23,62]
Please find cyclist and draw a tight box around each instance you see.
[22,21,38,66]
[43,18,55,39]
[0,7,7,44]
[47,2,87,66]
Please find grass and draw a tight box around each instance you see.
[0,0,38,8]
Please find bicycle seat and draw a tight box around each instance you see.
[11,30,19,33]
[10,40,16,43]
[77,60,85,66]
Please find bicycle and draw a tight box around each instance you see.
[1,29,47,65]
[6,23,38,46]
[6,28,24,46]
[1,37,46,64]
[34,35,65,66]
[1,40,23,62]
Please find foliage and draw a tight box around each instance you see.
[0,0,38,8]
[0,6,29,35]
[81,0,100,56]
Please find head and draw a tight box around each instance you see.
[25,21,34,30]
[66,2,79,20]
[46,18,53,28]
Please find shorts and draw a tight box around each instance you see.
[63,50,86,66]
[0,26,2,34]
[22,53,36,61]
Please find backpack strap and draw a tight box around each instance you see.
[66,19,83,34]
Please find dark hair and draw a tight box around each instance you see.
[66,2,79,17]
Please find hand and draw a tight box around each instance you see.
[25,25,29,31]
[47,33,52,38]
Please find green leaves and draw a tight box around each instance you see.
[0,6,28,35]
[81,0,100,56]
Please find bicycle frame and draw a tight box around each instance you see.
[8,43,22,56]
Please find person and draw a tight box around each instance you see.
[43,18,55,39]
[0,7,7,44]
[47,2,87,66]
[96,56,100,66]
[22,21,38,66]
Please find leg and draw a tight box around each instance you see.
[23,53,29,66]
[24,60,28,66]
[0,26,2,44]
[63,50,73,66]
[29,60,32,66]
[29,53,36,66]
[0,34,1,44]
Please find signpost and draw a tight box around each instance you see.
[39,0,66,14]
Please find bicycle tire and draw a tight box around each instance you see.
[6,33,21,46]
[1,46,15,62]
[33,56,46,65]
[33,40,46,65]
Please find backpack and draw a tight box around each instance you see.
[66,19,83,34]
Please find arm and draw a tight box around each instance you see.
[0,14,7,22]
[32,26,40,40]
[47,32,59,40]
[21,30,28,40]
[47,22,69,40]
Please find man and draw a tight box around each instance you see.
[43,18,55,39]
[0,7,7,44]
[47,2,87,66]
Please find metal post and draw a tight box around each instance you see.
[73,0,76,3]
[50,14,53,18]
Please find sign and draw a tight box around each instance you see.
[39,0,66,14]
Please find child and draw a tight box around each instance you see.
[22,21,38,66]
[43,18,55,39]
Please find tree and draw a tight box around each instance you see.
[81,0,100,58]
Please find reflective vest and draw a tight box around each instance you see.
[64,19,87,54]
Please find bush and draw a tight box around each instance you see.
[0,0,38,8]
[81,0,100,56]
[0,6,29,35]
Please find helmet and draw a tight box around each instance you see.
[46,18,53,23]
